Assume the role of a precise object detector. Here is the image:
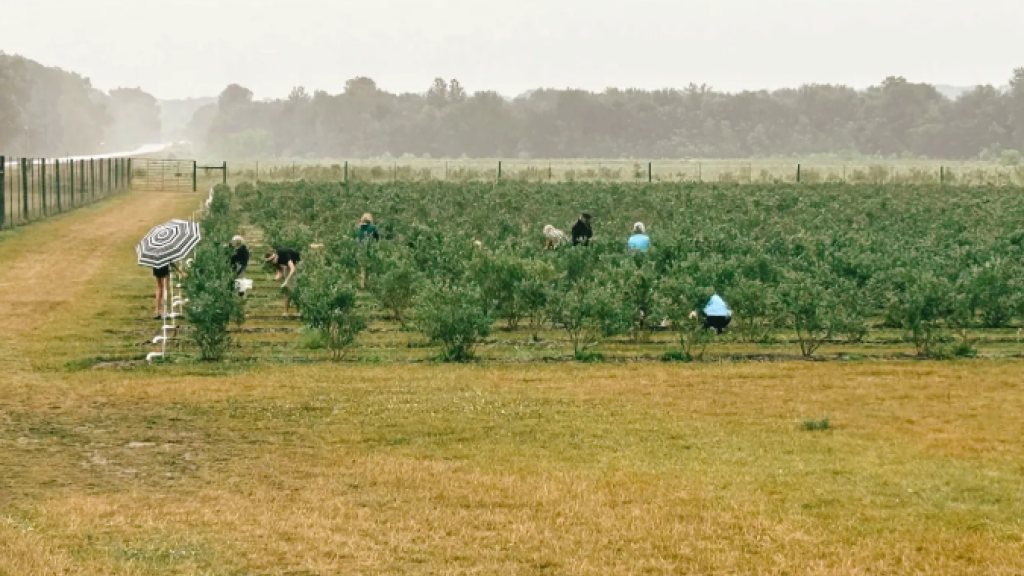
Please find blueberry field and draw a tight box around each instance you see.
[124,179,1024,366]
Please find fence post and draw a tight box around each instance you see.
[69,158,75,208]
[548,163,552,181]
[0,156,5,230]
[128,158,133,189]
[107,158,112,193]
[796,164,802,183]
[80,160,86,202]
[55,159,61,212]
[940,166,944,185]
[648,162,652,183]
[222,160,227,186]
[41,160,48,216]
[344,161,349,187]
[90,158,95,197]
[497,161,502,181]
[21,159,29,220]
[192,161,197,192]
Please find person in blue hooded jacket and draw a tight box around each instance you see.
[703,293,732,334]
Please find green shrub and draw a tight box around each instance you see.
[729,278,778,343]
[659,274,715,361]
[974,258,1024,329]
[371,265,420,323]
[776,271,860,357]
[203,185,239,244]
[471,252,530,329]
[661,350,693,363]
[619,260,662,342]
[880,269,952,357]
[548,278,629,358]
[367,249,421,323]
[521,260,557,341]
[414,282,493,362]
[802,417,831,432]
[295,256,366,360]
[184,241,242,361]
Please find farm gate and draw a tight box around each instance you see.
[131,159,197,192]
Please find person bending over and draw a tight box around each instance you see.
[703,293,732,334]
[571,212,593,246]
[266,247,301,316]
[543,224,570,249]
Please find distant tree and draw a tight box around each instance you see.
[1009,67,1024,151]
[185,103,218,147]
[106,87,162,150]
[426,78,448,108]
[218,84,254,110]
[0,56,26,149]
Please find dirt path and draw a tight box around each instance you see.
[0,191,199,376]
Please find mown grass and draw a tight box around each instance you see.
[3,362,1024,574]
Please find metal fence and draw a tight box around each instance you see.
[224,159,1024,187]
[0,156,133,230]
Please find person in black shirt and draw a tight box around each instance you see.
[571,212,593,246]
[230,236,250,277]
[265,247,301,316]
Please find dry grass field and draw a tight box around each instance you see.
[1,191,1023,575]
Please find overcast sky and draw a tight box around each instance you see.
[4,0,1022,100]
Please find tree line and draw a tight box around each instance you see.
[3,50,1024,161]
[194,70,1024,161]
[0,53,161,157]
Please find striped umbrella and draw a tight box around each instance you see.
[137,219,202,268]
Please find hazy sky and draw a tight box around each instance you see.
[4,0,1022,100]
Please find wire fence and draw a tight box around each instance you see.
[1,156,134,230]
[223,159,1024,187]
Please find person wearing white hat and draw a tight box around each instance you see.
[230,236,251,297]
[627,222,650,252]
[230,236,249,278]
